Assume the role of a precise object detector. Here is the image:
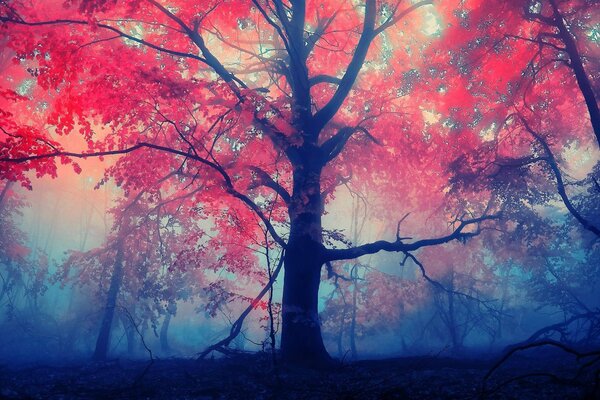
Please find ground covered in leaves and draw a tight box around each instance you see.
[0,349,596,399]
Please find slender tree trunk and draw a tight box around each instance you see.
[266,248,277,365]
[123,315,135,356]
[349,271,358,360]
[0,181,12,216]
[448,287,459,353]
[138,324,149,354]
[92,240,124,361]
[280,156,331,365]
[496,267,511,342]
[160,312,171,352]
[336,317,345,358]
[446,271,462,354]
[0,259,12,304]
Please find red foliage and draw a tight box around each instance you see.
[0,0,597,358]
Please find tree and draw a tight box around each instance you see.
[10,0,584,366]
[519,0,599,146]
[439,0,599,239]
[428,256,496,353]
[0,180,56,359]
[0,180,49,310]
[58,165,217,360]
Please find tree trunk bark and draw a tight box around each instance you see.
[92,239,124,361]
[280,156,331,365]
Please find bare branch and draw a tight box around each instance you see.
[198,251,284,359]
[402,253,499,314]
[481,339,600,396]
[325,261,353,283]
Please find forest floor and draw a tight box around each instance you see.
[0,348,597,399]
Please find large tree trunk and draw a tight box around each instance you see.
[92,240,124,361]
[280,155,331,365]
[281,240,329,364]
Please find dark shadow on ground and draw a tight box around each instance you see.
[0,348,596,399]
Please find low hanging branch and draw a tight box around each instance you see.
[480,339,600,398]
[504,311,600,353]
[401,252,501,315]
[198,252,284,359]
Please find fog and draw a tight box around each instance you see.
[1,165,598,367]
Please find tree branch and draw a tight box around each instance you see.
[198,251,284,359]
[403,252,500,314]
[147,0,247,90]
[547,0,600,147]
[373,0,433,36]
[310,0,376,135]
[324,213,501,262]
[310,0,432,136]
[1,142,288,247]
[247,166,291,205]
[0,15,208,64]
[308,74,342,87]
[520,117,600,237]
[481,339,600,396]
[320,125,381,163]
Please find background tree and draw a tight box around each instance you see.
[0,180,53,358]
[57,167,214,360]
